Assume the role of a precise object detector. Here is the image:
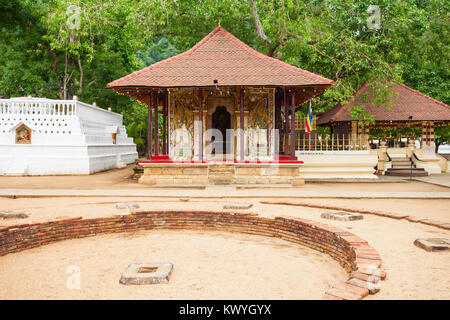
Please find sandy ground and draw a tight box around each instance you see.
[0,196,449,299]
[0,230,347,300]
[0,164,448,193]
[0,167,448,299]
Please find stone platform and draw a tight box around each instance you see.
[138,162,305,186]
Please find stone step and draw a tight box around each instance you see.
[392,160,411,164]
[385,168,428,177]
[387,167,426,171]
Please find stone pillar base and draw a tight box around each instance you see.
[138,162,304,186]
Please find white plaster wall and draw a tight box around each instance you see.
[0,97,137,175]
[296,151,378,179]
[412,149,442,174]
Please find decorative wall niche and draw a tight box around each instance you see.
[15,124,31,144]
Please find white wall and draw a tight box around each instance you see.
[296,151,378,179]
[0,97,138,175]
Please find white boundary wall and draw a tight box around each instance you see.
[0,97,138,175]
[296,151,378,179]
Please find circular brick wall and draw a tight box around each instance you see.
[0,210,384,300]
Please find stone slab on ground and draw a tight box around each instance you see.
[321,211,364,221]
[119,263,173,285]
[116,203,140,210]
[414,238,450,252]
[223,203,253,210]
[0,212,29,219]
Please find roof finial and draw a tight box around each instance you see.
[218,18,221,27]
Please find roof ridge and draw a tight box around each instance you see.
[397,83,450,110]
[218,27,333,85]
[108,26,334,88]
[107,27,222,88]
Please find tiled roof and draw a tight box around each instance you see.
[107,26,333,88]
[318,82,450,124]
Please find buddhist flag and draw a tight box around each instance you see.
[305,101,313,135]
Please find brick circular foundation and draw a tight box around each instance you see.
[0,211,384,300]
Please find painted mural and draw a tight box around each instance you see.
[168,87,275,160]
[247,88,275,159]
[169,88,195,160]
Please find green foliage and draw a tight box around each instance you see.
[435,125,450,152]
[369,126,421,139]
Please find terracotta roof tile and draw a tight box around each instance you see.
[318,82,450,124]
[108,26,334,88]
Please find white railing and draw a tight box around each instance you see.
[0,98,122,124]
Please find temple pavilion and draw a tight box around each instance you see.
[108,26,333,185]
[318,82,450,176]
[318,82,450,150]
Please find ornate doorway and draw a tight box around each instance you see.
[212,106,231,154]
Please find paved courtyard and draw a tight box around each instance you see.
[0,167,448,300]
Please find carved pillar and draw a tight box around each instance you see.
[421,121,435,150]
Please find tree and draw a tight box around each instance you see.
[0,0,448,148]
[435,126,450,153]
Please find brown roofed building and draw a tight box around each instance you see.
[317,82,449,176]
[318,82,449,149]
[108,26,333,89]
[318,82,450,125]
[108,26,334,185]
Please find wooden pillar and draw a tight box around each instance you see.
[154,91,159,156]
[163,92,168,155]
[198,88,203,162]
[147,92,153,160]
[240,86,245,161]
[162,95,167,155]
[275,91,282,155]
[290,91,296,160]
[284,87,289,154]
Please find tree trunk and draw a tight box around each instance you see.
[251,0,270,44]
[77,55,83,93]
